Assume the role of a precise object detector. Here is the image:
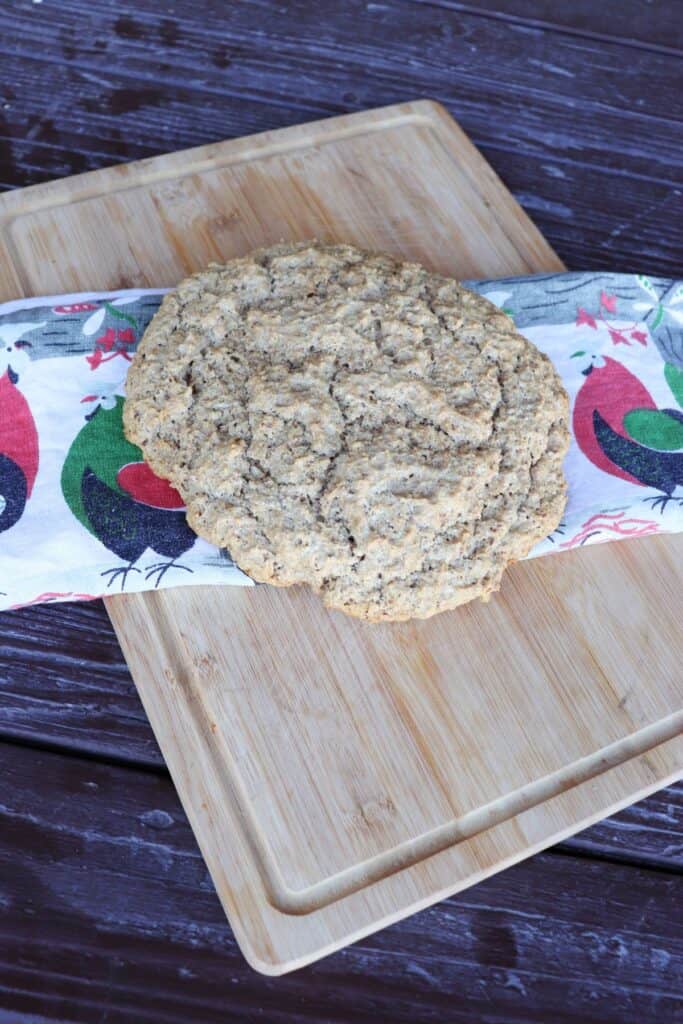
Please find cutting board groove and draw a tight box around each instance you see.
[0,100,680,974]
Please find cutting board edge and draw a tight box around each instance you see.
[109,587,683,976]
[0,101,439,215]
[251,749,683,975]
[108,585,683,974]
[0,98,564,299]
[252,713,683,915]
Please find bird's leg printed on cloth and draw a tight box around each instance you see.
[100,561,142,592]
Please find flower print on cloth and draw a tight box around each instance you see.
[0,273,682,611]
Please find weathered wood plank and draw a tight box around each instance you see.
[5,0,680,177]
[0,602,161,767]
[0,0,681,272]
[0,740,680,1023]
[421,0,683,52]
[559,782,683,871]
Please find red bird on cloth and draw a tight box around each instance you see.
[0,349,39,533]
[573,355,683,508]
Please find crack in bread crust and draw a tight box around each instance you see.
[124,242,570,621]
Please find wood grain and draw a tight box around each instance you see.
[1,740,681,1024]
[0,1,681,272]
[1,99,680,972]
[0,601,161,767]
[1,605,681,873]
[423,0,683,51]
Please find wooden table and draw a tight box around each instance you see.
[0,2,681,1020]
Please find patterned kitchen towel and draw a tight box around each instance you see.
[0,272,682,611]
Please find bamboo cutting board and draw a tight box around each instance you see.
[0,101,681,974]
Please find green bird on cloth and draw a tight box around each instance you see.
[61,391,197,590]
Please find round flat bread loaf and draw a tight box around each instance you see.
[124,242,569,621]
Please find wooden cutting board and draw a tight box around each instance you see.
[0,101,681,974]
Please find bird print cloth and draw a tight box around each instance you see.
[0,272,682,612]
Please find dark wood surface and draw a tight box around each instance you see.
[0,1,681,1020]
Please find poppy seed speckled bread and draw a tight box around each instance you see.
[123,241,569,621]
